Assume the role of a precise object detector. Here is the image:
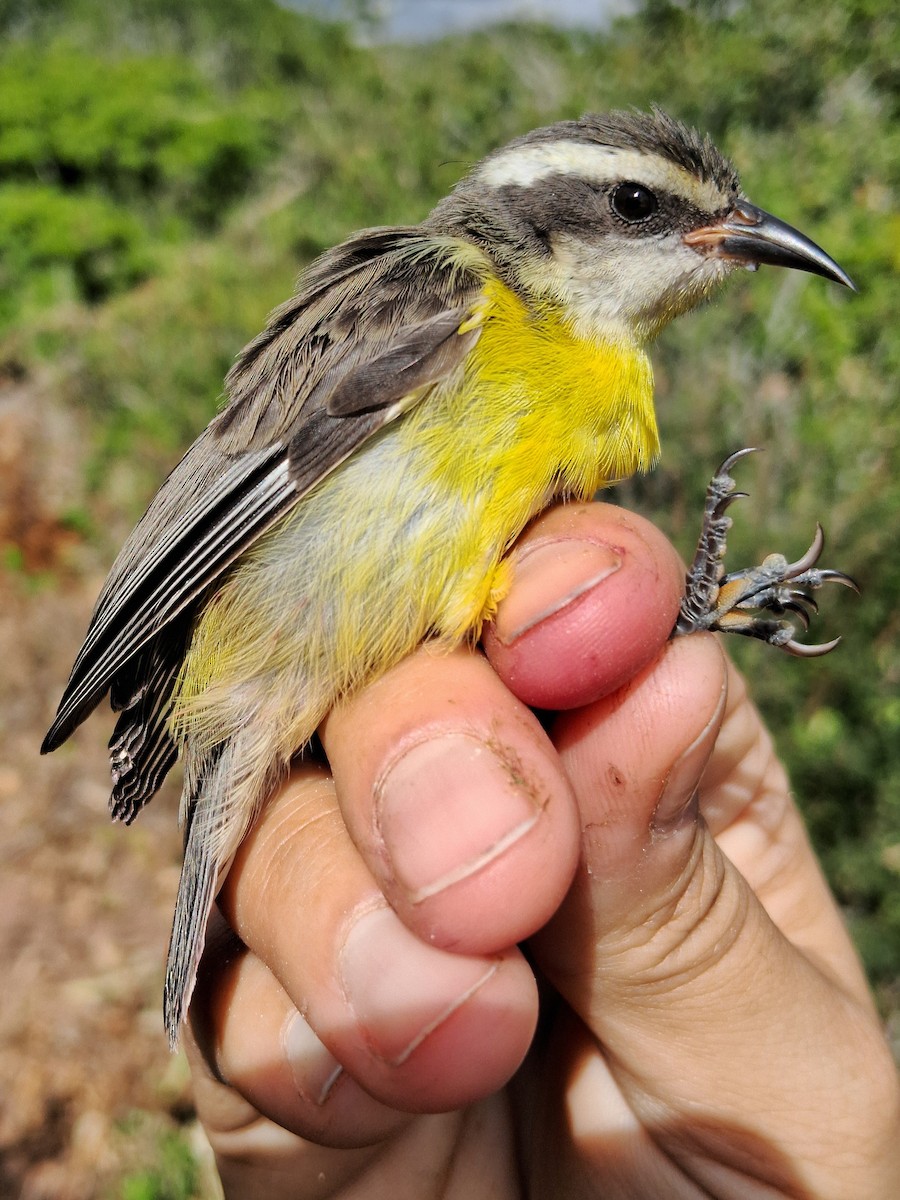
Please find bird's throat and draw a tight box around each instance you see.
[440,274,660,498]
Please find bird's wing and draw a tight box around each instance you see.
[43,228,489,754]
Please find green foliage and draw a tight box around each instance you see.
[0,183,150,315]
[0,48,278,215]
[0,36,283,324]
[113,1123,199,1200]
[4,0,900,1003]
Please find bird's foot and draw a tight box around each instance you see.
[674,448,858,656]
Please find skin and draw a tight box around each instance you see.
[185,502,900,1199]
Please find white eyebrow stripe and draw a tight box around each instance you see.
[477,141,724,210]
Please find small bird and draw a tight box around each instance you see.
[42,108,855,1046]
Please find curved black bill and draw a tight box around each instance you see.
[685,201,857,291]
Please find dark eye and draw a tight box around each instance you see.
[610,182,658,223]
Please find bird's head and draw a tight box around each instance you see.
[427,108,854,344]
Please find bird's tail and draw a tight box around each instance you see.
[163,727,283,1048]
[164,764,222,1048]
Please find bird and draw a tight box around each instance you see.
[42,107,855,1046]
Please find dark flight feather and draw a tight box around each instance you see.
[42,231,488,810]
[108,614,193,822]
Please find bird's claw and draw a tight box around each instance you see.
[675,450,857,655]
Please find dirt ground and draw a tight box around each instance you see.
[0,378,216,1198]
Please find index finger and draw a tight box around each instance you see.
[483,502,685,710]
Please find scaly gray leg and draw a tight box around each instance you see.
[675,449,858,656]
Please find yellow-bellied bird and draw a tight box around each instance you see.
[43,109,855,1045]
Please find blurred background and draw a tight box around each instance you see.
[0,0,896,1195]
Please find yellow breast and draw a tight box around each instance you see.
[396,272,658,558]
[406,274,658,507]
[174,271,659,748]
[388,272,659,638]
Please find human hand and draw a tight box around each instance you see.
[185,502,900,1199]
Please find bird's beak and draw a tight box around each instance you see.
[684,201,857,290]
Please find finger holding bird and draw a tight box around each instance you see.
[42,107,855,1046]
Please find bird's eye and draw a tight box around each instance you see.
[610,182,658,223]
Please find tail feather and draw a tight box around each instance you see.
[163,721,287,1048]
[163,742,234,1048]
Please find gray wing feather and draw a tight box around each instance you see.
[42,441,295,750]
[108,614,193,823]
[43,228,487,794]
[325,307,478,416]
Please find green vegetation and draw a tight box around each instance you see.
[117,1130,198,1200]
[105,1111,204,1200]
[2,0,898,1186]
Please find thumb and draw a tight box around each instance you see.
[534,632,731,1007]
[530,633,895,1198]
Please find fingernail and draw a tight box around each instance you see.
[493,537,622,645]
[651,682,727,836]
[340,905,497,1066]
[376,732,542,902]
[284,1012,343,1106]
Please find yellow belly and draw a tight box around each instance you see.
[173,275,658,759]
